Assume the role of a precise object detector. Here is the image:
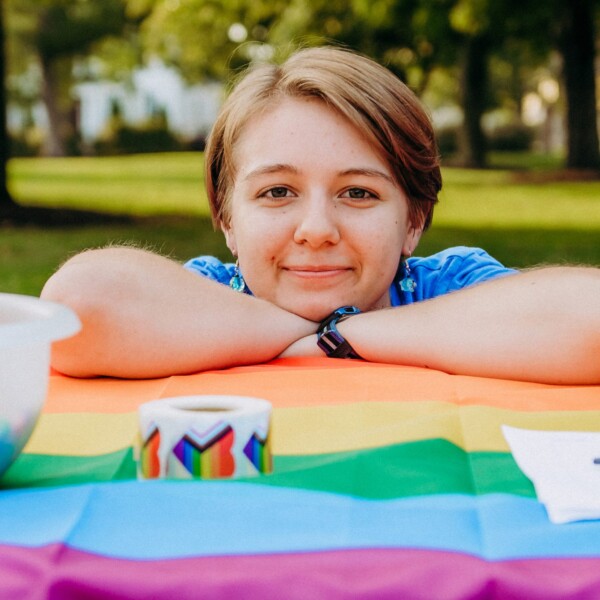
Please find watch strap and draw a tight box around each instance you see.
[317,306,362,359]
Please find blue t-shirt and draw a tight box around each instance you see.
[184,247,517,306]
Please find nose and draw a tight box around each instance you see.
[293,193,341,248]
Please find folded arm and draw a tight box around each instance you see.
[283,267,600,384]
[41,247,317,378]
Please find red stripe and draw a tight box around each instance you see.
[2,544,600,599]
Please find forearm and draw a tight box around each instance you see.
[339,267,600,384]
[41,248,317,378]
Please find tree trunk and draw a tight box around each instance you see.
[558,0,600,170]
[0,0,17,213]
[457,35,488,168]
[40,54,71,157]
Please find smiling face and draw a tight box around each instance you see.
[222,97,422,322]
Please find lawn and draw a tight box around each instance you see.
[2,152,599,297]
[8,153,208,216]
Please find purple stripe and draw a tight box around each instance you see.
[2,544,600,600]
[172,437,185,465]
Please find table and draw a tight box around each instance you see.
[2,357,600,599]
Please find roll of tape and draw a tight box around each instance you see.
[136,395,272,480]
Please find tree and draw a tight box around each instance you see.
[1,1,134,222]
[8,0,130,156]
[127,0,288,81]
[128,0,491,165]
[557,0,600,169]
[492,0,600,170]
[0,1,18,215]
[273,0,600,170]
[269,0,491,166]
[126,0,486,162]
[117,0,600,170]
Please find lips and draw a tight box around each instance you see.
[285,265,349,271]
[282,266,352,279]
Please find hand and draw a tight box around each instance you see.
[278,334,325,358]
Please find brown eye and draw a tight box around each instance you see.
[342,188,376,199]
[269,187,289,198]
[348,188,366,198]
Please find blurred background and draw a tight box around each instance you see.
[1,0,599,295]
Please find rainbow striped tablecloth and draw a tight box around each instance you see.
[2,358,600,599]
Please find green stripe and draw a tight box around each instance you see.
[0,448,136,489]
[468,452,535,497]
[0,439,535,499]
[261,439,536,499]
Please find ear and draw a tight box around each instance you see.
[401,223,424,257]
[220,221,238,257]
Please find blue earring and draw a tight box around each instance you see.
[229,259,246,292]
[400,257,416,293]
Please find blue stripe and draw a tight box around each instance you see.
[1,482,600,560]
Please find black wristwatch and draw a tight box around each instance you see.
[317,306,362,359]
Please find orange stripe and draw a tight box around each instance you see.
[161,360,599,412]
[45,358,600,415]
[44,376,171,414]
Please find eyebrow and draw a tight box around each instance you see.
[338,168,395,184]
[242,164,395,184]
[242,164,300,181]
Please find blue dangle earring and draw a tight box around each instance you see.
[399,256,416,293]
[229,259,246,292]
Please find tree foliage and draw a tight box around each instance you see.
[125,0,600,169]
[4,0,599,169]
[7,0,131,156]
[126,0,289,80]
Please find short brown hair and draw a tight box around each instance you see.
[205,46,441,230]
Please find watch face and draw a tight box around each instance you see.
[319,306,361,333]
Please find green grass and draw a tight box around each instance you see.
[0,217,229,297]
[8,153,208,216]
[2,152,599,297]
[437,168,600,230]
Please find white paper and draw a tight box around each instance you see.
[502,425,600,524]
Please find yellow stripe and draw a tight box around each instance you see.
[23,413,138,456]
[22,402,600,457]
[271,403,600,455]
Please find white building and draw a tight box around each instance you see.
[75,60,223,143]
[8,60,223,147]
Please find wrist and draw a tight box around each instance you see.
[268,301,319,335]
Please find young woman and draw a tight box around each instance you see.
[41,47,600,383]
